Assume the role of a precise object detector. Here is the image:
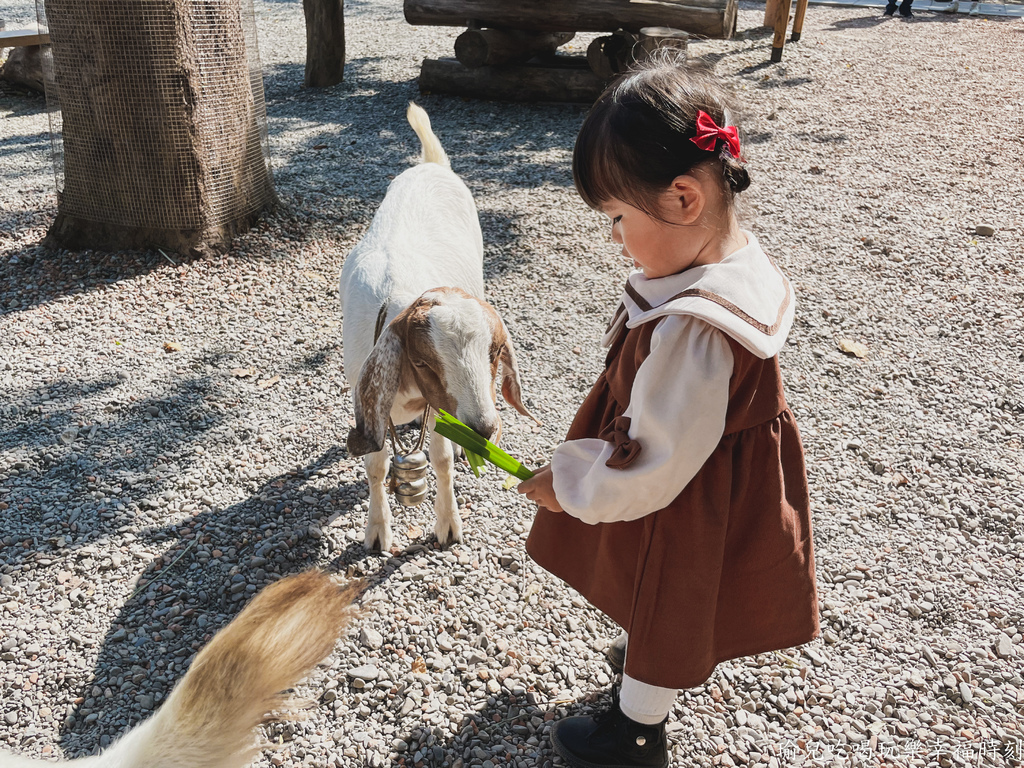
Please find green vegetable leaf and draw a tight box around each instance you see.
[433,410,535,481]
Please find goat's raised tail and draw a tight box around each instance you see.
[0,571,361,768]
[407,102,450,168]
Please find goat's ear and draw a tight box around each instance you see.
[499,336,542,426]
[348,325,403,457]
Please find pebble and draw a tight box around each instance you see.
[974,224,996,237]
[346,665,380,682]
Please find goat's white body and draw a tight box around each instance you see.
[340,162,484,401]
[339,106,491,552]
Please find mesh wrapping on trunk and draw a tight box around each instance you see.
[34,0,274,236]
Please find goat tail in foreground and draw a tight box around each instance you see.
[407,101,450,168]
[0,571,361,768]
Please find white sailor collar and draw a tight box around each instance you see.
[601,232,795,359]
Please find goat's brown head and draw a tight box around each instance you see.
[347,288,539,458]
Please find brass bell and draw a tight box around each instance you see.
[394,477,429,507]
[392,450,428,482]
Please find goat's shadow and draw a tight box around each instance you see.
[53,447,460,757]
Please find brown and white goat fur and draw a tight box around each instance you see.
[0,571,360,768]
[340,103,537,553]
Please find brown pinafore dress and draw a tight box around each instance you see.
[526,316,820,689]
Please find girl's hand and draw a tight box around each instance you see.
[516,465,564,513]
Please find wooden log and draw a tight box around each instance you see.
[770,0,793,61]
[303,0,346,87]
[637,26,689,59]
[406,0,738,39]
[420,57,606,103]
[454,29,574,69]
[586,30,637,79]
[764,0,779,27]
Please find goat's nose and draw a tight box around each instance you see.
[464,416,498,442]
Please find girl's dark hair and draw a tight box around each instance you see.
[573,52,750,220]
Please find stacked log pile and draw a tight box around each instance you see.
[407,0,737,103]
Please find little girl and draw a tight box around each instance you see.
[518,56,819,768]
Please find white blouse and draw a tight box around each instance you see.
[550,315,733,524]
[551,232,794,525]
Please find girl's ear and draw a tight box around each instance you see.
[668,174,708,225]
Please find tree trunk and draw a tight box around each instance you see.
[420,57,605,103]
[405,0,737,38]
[637,26,689,59]
[39,0,275,255]
[454,29,574,69]
[303,0,345,87]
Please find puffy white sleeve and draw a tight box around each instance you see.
[550,315,733,524]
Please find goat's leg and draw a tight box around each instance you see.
[363,449,393,552]
[428,427,462,545]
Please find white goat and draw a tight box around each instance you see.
[340,103,537,553]
[0,571,360,768]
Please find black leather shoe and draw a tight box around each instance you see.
[883,3,897,13]
[898,2,914,15]
[551,693,669,768]
[606,633,627,672]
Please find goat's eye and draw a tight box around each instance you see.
[411,359,427,368]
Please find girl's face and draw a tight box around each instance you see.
[601,191,699,279]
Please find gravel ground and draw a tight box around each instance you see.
[2,2,1023,767]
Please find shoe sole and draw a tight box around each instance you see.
[551,730,668,768]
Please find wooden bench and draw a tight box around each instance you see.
[0,30,50,48]
[764,0,808,62]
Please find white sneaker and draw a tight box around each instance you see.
[968,1,980,13]
[939,0,959,11]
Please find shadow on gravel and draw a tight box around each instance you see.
[0,129,50,167]
[0,89,47,117]
[52,447,365,757]
[0,247,201,315]
[383,687,646,768]
[263,56,584,197]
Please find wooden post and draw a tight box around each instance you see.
[454,29,574,69]
[406,0,739,39]
[790,0,809,41]
[770,0,793,61]
[303,0,345,87]
[420,57,606,103]
[764,0,780,26]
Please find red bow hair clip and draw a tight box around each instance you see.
[690,110,742,159]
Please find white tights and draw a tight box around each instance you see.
[615,632,677,725]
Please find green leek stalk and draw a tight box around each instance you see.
[433,410,535,481]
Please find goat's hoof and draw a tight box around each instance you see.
[364,525,393,554]
[433,519,463,547]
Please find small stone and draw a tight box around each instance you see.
[974,224,996,237]
[359,627,384,650]
[995,633,1014,659]
[346,664,380,682]
[958,682,973,704]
